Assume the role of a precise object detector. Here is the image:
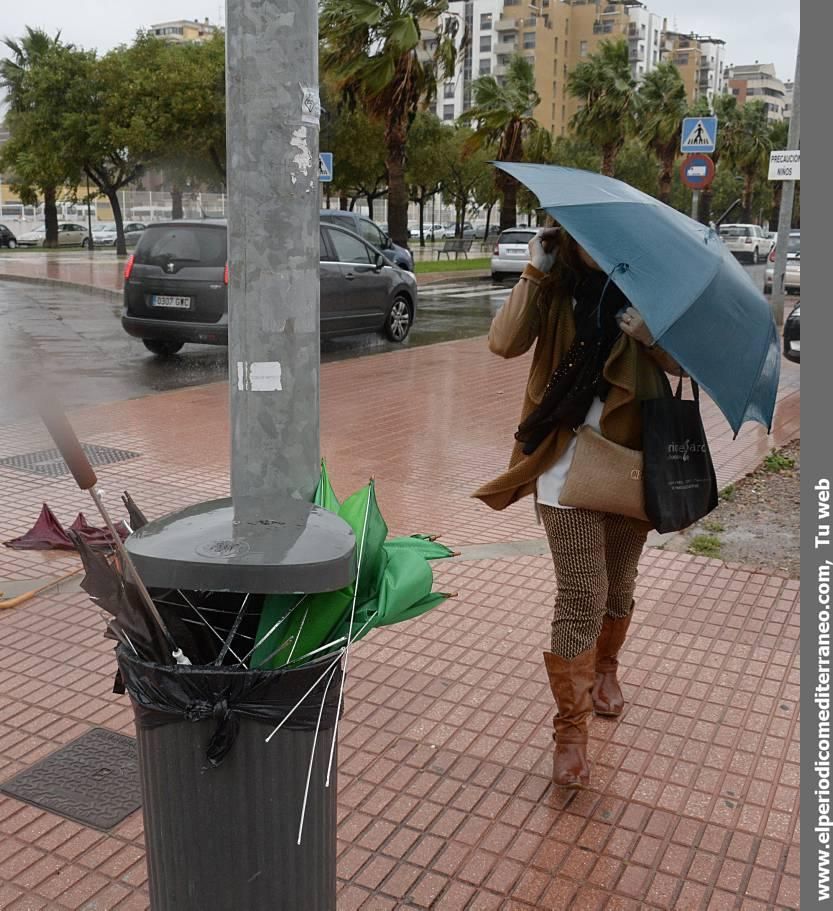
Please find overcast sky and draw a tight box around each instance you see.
[0,0,799,81]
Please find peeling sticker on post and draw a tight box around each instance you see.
[289,127,312,176]
[237,361,283,392]
[300,84,320,127]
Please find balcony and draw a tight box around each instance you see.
[629,47,645,62]
[496,16,519,31]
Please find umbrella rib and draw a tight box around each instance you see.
[237,594,307,667]
[287,604,310,665]
[177,590,245,665]
[213,593,251,666]
[264,650,345,743]
[325,484,374,789]
[296,662,339,846]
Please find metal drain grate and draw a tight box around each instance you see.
[0,444,140,478]
[0,727,141,830]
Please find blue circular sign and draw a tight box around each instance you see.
[680,154,715,190]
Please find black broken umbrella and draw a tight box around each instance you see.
[39,402,191,666]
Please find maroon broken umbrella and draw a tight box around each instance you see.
[5,503,128,551]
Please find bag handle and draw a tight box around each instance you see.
[674,375,700,404]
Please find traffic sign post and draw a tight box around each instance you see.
[318,152,333,183]
[768,150,800,181]
[679,154,715,222]
[681,116,717,154]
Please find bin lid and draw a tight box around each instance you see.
[125,497,356,593]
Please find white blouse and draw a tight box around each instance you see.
[536,396,604,508]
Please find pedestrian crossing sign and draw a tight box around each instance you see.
[680,117,717,154]
[318,152,333,182]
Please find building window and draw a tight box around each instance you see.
[553,37,558,53]
[480,12,492,29]
[524,32,536,49]
[579,40,588,56]
[444,82,455,99]
[479,58,491,74]
[443,104,455,121]
[480,35,492,51]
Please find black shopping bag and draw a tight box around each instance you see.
[642,377,718,533]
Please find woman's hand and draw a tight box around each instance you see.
[528,234,556,273]
[616,306,654,347]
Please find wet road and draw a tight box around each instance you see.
[0,265,769,425]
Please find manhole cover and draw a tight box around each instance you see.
[0,444,140,479]
[0,728,141,830]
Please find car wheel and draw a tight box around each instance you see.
[81,238,90,249]
[142,339,184,356]
[7,239,16,249]
[751,248,759,265]
[384,295,412,343]
[491,272,504,282]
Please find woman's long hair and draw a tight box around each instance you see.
[539,227,589,301]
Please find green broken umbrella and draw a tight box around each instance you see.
[251,462,455,669]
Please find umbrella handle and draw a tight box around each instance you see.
[39,404,98,490]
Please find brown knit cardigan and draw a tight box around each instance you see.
[472,265,671,513]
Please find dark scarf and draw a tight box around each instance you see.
[515,270,629,455]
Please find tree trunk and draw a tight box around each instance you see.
[367,197,374,220]
[497,174,517,231]
[107,188,127,257]
[171,187,184,220]
[741,172,755,223]
[348,197,357,211]
[385,119,409,248]
[43,186,59,249]
[601,145,618,177]
[658,157,673,205]
[418,199,426,247]
[699,189,713,226]
[484,203,493,242]
[339,194,348,211]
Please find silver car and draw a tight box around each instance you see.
[765,230,800,294]
[92,222,147,247]
[491,227,537,280]
[718,223,773,264]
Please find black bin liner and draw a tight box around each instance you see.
[116,647,342,911]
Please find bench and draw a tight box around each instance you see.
[436,237,474,260]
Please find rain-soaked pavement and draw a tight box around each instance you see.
[0,277,509,424]
[0,263,767,425]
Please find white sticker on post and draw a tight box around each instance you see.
[300,84,320,126]
[237,361,283,392]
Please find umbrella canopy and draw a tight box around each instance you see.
[494,162,780,433]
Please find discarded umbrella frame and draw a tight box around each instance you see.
[33,398,457,844]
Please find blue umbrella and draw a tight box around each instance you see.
[494,162,780,433]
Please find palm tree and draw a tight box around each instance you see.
[637,62,687,203]
[320,0,460,248]
[0,28,64,246]
[461,54,540,230]
[567,39,636,176]
[720,99,772,223]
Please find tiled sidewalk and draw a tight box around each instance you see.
[0,333,800,910]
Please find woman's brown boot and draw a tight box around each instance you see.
[592,613,632,717]
[542,648,595,789]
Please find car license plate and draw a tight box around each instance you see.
[790,340,800,352]
[152,295,191,309]
[502,246,528,256]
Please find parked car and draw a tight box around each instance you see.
[491,227,538,281]
[783,301,800,363]
[92,222,147,247]
[718,223,772,264]
[764,230,801,294]
[16,222,91,248]
[319,210,413,270]
[473,222,501,240]
[0,224,17,248]
[122,220,417,355]
[444,221,474,239]
[410,223,446,241]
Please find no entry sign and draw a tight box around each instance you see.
[680,154,715,190]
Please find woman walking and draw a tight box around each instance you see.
[474,228,683,789]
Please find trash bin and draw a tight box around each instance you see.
[119,496,355,911]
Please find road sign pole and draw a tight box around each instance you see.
[691,190,700,222]
[226,0,321,509]
[771,36,800,328]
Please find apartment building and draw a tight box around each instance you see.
[148,18,222,43]
[724,62,787,121]
[661,31,726,107]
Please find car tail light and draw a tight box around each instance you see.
[123,254,135,280]
[224,262,229,285]
[493,242,499,255]
[769,246,776,262]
